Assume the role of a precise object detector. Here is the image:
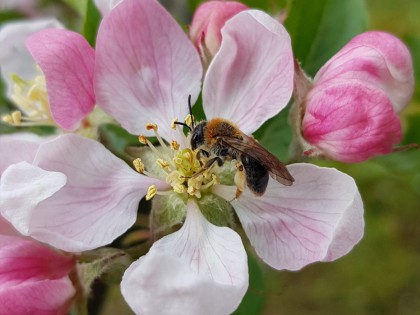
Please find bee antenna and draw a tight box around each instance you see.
[188,94,195,128]
[173,121,191,132]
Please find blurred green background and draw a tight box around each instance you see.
[1,0,419,314]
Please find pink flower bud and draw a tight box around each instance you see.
[190,1,247,61]
[0,235,76,315]
[300,31,414,163]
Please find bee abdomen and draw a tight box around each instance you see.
[241,155,269,196]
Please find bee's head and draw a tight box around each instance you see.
[190,121,207,150]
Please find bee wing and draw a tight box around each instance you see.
[220,134,295,186]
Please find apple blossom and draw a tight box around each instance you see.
[295,31,414,162]
[0,18,101,133]
[0,0,364,313]
[189,1,247,65]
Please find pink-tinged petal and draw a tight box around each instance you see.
[0,216,19,236]
[93,0,122,16]
[0,19,63,97]
[0,236,75,315]
[203,10,293,134]
[1,134,168,252]
[26,29,96,130]
[315,31,414,113]
[0,133,45,174]
[121,199,248,314]
[322,191,364,261]
[0,235,75,285]
[0,278,75,315]
[95,0,202,142]
[303,80,402,163]
[190,1,247,57]
[214,164,364,271]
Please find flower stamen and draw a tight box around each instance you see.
[145,122,171,155]
[185,114,193,128]
[1,72,55,127]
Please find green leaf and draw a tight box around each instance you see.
[405,36,420,104]
[253,106,292,162]
[285,0,368,76]
[0,11,25,23]
[62,0,87,16]
[99,123,141,159]
[62,0,100,45]
[83,0,101,46]
[403,113,420,145]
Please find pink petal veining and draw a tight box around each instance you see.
[121,200,248,314]
[0,235,76,315]
[26,28,96,130]
[203,10,293,134]
[190,1,247,56]
[214,163,364,270]
[0,134,168,252]
[95,0,202,143]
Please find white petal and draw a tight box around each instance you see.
[0,133,45,174]
[0,162,67,234]
[1,134,167,252]
[94,0,202,142]
[203,10,293,134]
[214,164,364,271]
[121,199,248,315]
[93,0,122,16]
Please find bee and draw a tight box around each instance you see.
[175,96,295,198]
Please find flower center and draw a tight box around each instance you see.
[134,119,219,200]
[1,70,55,127]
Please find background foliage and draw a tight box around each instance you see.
[0,0,419,314]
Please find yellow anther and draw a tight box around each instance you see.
[2,114,13,124]
[133,158,145,173]
[11,111,22,125]
[171,118,178,130]
[156,159,170,171]
[170,140,180,151]
[146,123,158,131]
[7,72,55,127]
[185,114,193,128]
[138,135,147,145]
[146,185,157,200]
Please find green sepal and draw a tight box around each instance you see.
[151,193,187,234]
[198,193,235,227]
[70,247,133,315]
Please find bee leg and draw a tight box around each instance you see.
[233,162,245,200]
[190,156,223,178]
[203,156,223,170]
[196,149,210,161]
